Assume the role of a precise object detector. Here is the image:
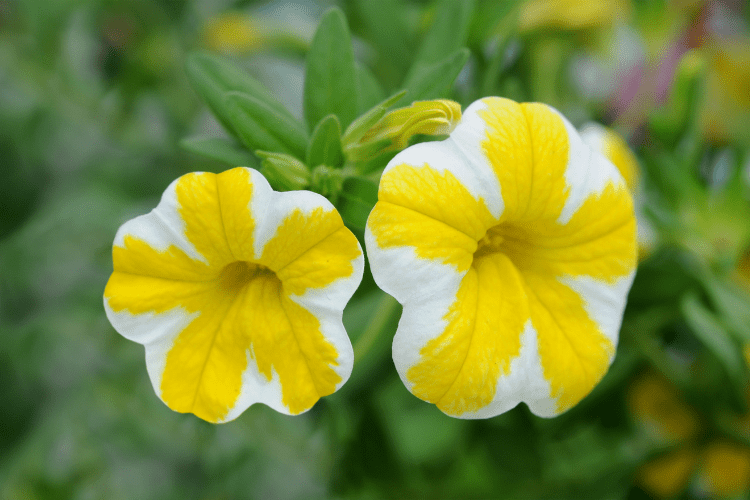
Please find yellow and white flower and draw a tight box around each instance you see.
[365,97,637,418]
[104,167,363,423]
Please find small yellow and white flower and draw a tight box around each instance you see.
[104,167,363,423]
[365,97,637,418]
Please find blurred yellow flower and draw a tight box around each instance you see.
[203,12,267,54]
[701,39,750,145]
[629,371,750,498]
[628,371,700,443]
[104,167,363,422]
[365,97,637,418]
[519,0,630,31]
[697,440,750,497]
[637,447,699,499]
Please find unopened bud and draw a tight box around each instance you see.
[256,151,310,191]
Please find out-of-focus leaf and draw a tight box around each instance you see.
[303,8,357,131]
[375,376,466,465]
[401,49,470,103]
[353,0,413,86]
[355,63,385,115]
[681,292,744,383]
[337,176,379,230]
[341,291,400,393]
[180,136,259,168]
[408,0,475,69]
[697,269,750,342]
[185,52,304,142]
[306,114,343,169]
[224,91,308,159]
[469,0,521,47]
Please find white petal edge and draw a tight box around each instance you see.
[554,111,627,225]
[113,176,206,263]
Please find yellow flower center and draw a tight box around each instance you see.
[473,222,538,263]
[217,261,275,294]
[474,225,505,260]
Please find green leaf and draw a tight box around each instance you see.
[303,8,358,131]
[401,48,470,103]
[375,376,466,465]
[306,115,343,168]
[409,0,475,68]
[340,291,401,393]
[681,292,744,383]
[310,165,344,203]
[337,176,379,230]
[355,63,385,115]
[697,267,750,342]
[185,52,304,141]
[180,136,259,168]
[342,90,407,147]
[224,91,308,159]
[353,0,412,86]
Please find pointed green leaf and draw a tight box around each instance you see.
[681,292,744,383]
[355,63,385,114]
[337,176,379,230]
[342,90,407,146]
[185,52,304,141]
[697,267,750,342]
[401,48,470,103]
[306,115,343,168]
[224,91,308,159]
[354,0,412,85]
[304,8,358,131]
[180,136,259,168]
[410,0,475,68]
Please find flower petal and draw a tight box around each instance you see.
[105,167,362,421]
[366,97,637,418]
[403,253,529,417]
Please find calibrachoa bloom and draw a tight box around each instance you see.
[365,97,637,418]
[104,167,363,422]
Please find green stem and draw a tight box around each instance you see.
[353,294,399,363]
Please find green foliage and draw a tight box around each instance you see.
[225,91,309,159]
[180,136,259,169]
[337,176,380,230]
[4,1,750,499]
[306,114,343,169]
[401,49,471,103]
[186,52,304,145]
[303,8,358,131]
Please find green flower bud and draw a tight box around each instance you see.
[256,151,310,191]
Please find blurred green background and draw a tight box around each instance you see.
[3,0,750,498]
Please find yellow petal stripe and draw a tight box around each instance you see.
[366,97,636,417]
[104,167,362,422]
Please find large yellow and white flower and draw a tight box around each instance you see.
[365,97,637,418]
[104,167,363,423]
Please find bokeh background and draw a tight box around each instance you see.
[3,0,750,498]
